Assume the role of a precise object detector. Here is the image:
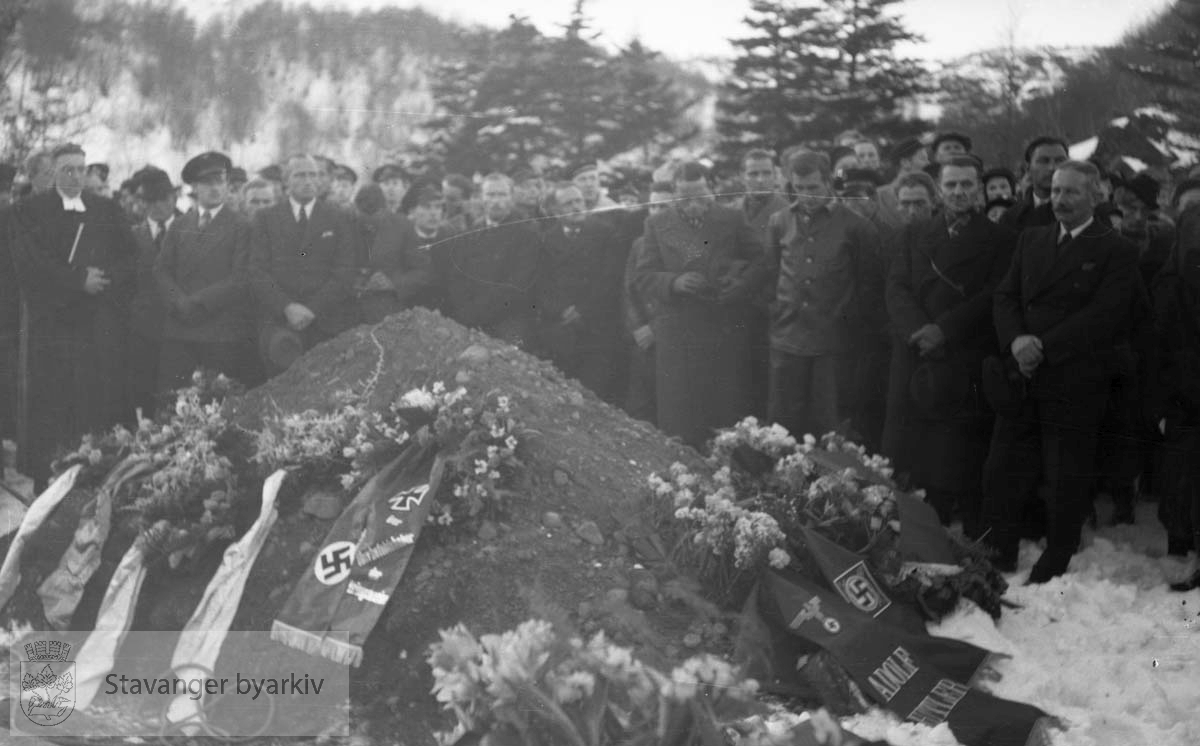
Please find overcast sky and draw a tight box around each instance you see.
[197,0,1175,61]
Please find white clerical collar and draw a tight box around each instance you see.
[289,197,315,221]
[58,189,86,212]
[1059,216,1094,242]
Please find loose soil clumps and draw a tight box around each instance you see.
[3,309,716,744]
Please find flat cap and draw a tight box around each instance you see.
[182,151,232,185]
[931,131,973,153]
[373,163,407,183]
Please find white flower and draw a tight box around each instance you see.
[399,388,438,411]
[768,548,791,569]
[496,395,511,412]
[504,435,518,451]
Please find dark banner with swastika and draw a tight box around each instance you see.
[270,441,444,666]
[761,569,1053,746]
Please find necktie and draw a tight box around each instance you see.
[1057,228,1071,250]
[297,205,308,232]
[198,211,210,231]
[152,220,165,250]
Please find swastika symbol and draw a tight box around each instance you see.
[844,575,878,611]
[314,541,357,585]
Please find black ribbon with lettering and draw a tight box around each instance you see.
[760,569,1052,746]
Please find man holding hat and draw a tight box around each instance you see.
[127,166,181,414]
[10,143,137,487]
[883,156,1016,531]
[250,154,359,376]
[153,151,255,392]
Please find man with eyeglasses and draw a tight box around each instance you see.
[10,143,136,487]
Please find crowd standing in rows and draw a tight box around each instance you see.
[2,131,1200,592]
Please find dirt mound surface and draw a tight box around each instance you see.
[3,309,713,744]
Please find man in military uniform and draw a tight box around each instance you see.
[634,161,768,447]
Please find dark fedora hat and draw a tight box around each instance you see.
[258,324,304,373]
[981,355,1027,418]
[1115,172,1161,210]
[182,151,233,185]
[909,358,971,418]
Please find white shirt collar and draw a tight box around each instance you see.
[58,189,86,212]
[289,197,314,221]
[1059,216,1094,242]
[197,203,224,219]
[148,214,175,238]
[1033,192,1051,208]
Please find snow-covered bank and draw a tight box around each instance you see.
[840,498,1199,746]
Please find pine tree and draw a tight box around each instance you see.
[610,39,699,162]
[1118,0,1200,128]
[716,0,927,165]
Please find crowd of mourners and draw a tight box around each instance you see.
[2,129,1200,591]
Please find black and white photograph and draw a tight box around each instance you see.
[0,0,1197,743]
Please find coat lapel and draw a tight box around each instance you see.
[1031,222,1101,298]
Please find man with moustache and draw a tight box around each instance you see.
[11,143,136,487]
[437,173,542,349]
[634,161,768,447]
[883,157,1016,532]
[250,154,358,375]
[982,161,1138,583]
[154,152,254,391]
[1002,136,1070,232]
[537,183,625,402]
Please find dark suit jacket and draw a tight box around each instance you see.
[537,218,623,334]
[888,212,1016,350]
[741,193,789,242]
[10,190,136,328]
[129,213,181,340]
[249,200,358,335]
[999,193,1055,233]
[994,219,1138,392]
[368,214,452,311]
[154,206,252,342]
[764,203,882,355]
[435,217,542,336]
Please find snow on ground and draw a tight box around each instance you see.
[836,497,1200,746]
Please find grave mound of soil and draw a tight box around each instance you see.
[3,308,721,744]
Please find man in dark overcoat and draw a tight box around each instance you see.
[436,173,542,350]
[536,183,626,403]
[361,185,453,323]
[11,143,136,487]
[882,157,1016,532]
[250,154,359,375]
[982,160,1139,583]
[763,151,883,441]
[154,152,254,391]
[633,161,768,448]
[127,168,181,414]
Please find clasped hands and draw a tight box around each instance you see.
[908,323,945,357]
[1010,334,1043,378]
[671,271,747,303]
